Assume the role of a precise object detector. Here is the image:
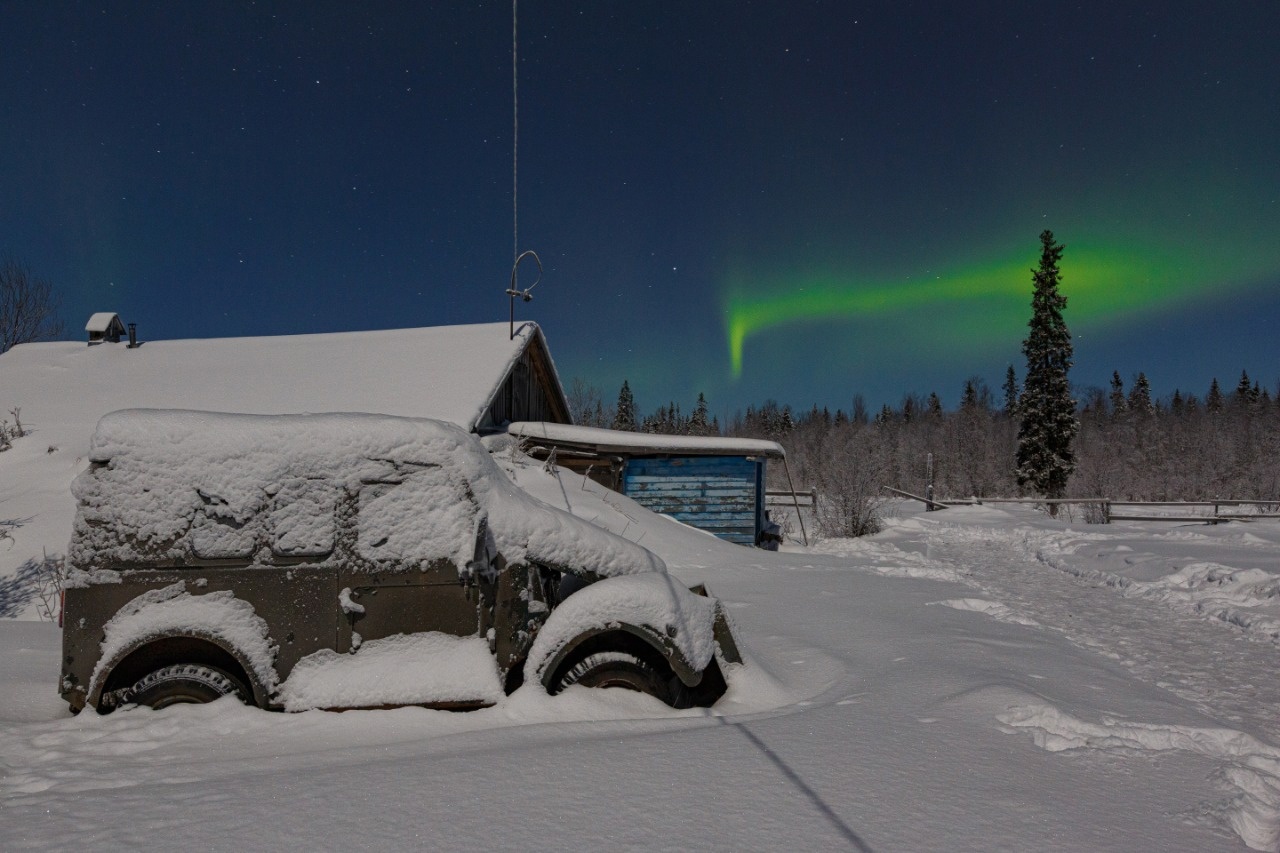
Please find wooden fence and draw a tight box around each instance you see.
[765,488,819,541]
[766,487,818,510]
[891,491,1280,523]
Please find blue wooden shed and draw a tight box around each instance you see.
[622,455,765,545]
[507,422,792,548]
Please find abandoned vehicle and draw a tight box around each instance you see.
[60,409,741,713]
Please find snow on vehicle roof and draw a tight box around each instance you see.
[507,421,786,459]
[72,409,666,579]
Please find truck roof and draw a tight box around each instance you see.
[72,409,665,579]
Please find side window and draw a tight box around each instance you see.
[191,490,258,560]
[270,479,336,558]
[357,467,474,565]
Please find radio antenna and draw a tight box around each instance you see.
[507,250,542,339]
[506,1,542,339]
[506,0,512,262]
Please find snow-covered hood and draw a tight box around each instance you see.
[71,409,666,579]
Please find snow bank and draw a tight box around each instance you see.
[278,632,504,711]
[1031,530,1280,646]
[1000,702,1280,851]
[71,410,665,580]
[928,598,1041,627]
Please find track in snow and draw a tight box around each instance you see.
[917,522,1280,747]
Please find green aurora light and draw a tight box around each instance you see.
[723,239,1276,379]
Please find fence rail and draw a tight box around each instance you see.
[766,488,818,508]
[887,491,1280,524]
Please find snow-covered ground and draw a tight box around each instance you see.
[3,336,1278,848]
[3,449,1279,850]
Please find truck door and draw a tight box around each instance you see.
[338,466,482,651]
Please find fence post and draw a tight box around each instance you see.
[925,452,935,511]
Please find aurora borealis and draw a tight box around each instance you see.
[1,2,1277,417]
[725,233,1278,379]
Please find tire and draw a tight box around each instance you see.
[554,650,687,707]
[125,663,250,710]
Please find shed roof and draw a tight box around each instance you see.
[85,312,124,333]
[508,421,785,459]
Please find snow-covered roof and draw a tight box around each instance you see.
[2,321,556,434]
[85,312,123,333]
[508,421,785,459]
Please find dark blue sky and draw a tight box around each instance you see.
[3,1,1278,420]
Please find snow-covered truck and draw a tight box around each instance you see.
[60,410,741,713]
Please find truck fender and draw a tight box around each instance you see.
[86,585,278,708]
[534,621,705,691]
[90,630,275,710]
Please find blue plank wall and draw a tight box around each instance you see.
[622,456,765,546]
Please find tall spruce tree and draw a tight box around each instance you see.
[611,380,637,431]
[690,392,710,435]
[1015,230,1077,498]
[1002,365,1020,417]
[1128,372,1154,415]
[1109,371,1127,417]
[1234,370,1254,405]
[1206,378,1223,413]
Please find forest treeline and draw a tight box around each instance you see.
[570,370,1280,537]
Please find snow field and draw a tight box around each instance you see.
[2,463,1278,848]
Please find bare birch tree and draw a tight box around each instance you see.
[1,259,65,353]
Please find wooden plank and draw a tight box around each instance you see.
[628,495,755,507]
[638,508,757,520]
[650,513,756,525]
[624,481,755,495]
[625,459,757,476]
[1111,501,1218,508]
[1108,515,1218,522]
[625,470,756,482]
[882,485,950,510]
[625,493,755,506]
[972,497,1108,505]
[634,500,757,512]
[627,470,752,479]
[633,490,755,501]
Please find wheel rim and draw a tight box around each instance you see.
[591,674,642,691]
[149,692,208,709]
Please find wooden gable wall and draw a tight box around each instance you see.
[475,335,570,432]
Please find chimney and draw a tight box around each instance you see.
[127,323,138,348]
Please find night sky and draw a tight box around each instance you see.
[3,1,1278,419]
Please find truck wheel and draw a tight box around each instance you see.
[125,663,250,709]
[554,651,687,707]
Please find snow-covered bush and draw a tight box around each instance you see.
[32,549,65,623]
[0,406,26,451]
